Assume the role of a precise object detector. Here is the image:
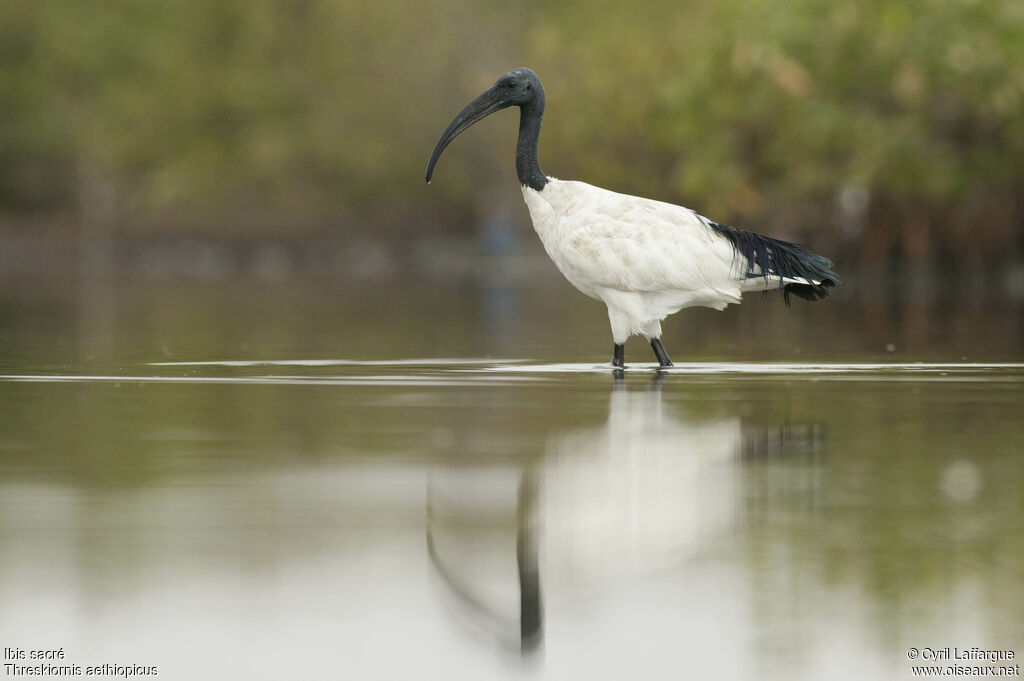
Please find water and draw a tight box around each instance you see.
[1,275,1022,679]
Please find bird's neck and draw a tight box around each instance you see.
[516,100,547,192]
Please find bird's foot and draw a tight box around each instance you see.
[650,338,673,367]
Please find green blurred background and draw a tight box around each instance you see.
[3,0,1023,276]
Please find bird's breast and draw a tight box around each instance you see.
[521,181,603,298]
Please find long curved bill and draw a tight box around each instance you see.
[425,86,508,183]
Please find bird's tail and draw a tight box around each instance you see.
[706,219,840,305]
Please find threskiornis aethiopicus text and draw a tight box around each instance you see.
[426,68,839,368]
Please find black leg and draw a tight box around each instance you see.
[650,338,673,367]
[611,343,625,368]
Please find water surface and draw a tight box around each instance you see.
[0,276,1022,679]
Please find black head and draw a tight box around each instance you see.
[491,67,543,107]
[425,68,545,183]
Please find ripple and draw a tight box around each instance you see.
[148,358,527,367]
[1,360,1020,387]
[0,373,541,387]
[483,361,1024,375]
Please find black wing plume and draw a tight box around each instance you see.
[705,218,840,305]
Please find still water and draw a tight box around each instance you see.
[0,274,1022,680]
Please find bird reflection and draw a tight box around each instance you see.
[515,471,543,648]
[426,374,743,654]
[539,374,740,584]
[426,467,542,654]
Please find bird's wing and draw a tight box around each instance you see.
[554,183,739,294]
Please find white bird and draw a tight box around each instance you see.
[426,67,838,368]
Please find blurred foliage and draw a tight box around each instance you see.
[1,0,1023,262]
[530,0,1024,262]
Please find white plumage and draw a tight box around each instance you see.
[522,179,819,345]
[426,67,837,367]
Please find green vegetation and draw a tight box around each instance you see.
[2,0,1023,263]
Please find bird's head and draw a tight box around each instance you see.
[425,67,544,183]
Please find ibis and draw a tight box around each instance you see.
[425,68,839,368]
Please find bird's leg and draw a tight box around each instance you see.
[650,338,673,367]
[611,343,625,368]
